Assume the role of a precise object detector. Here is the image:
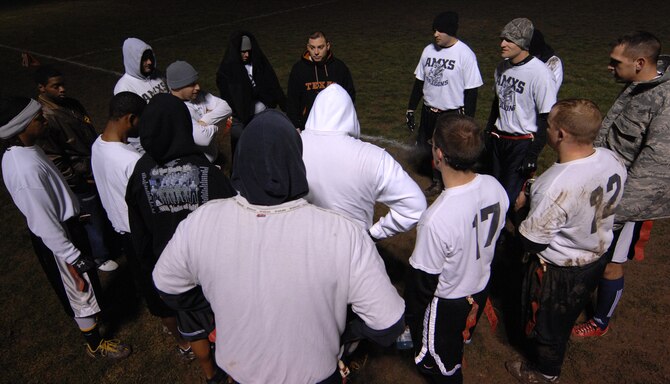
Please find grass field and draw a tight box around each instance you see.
[1,0,670,383]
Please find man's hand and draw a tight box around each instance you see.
[405,110,415,133]
[514,190,528,212]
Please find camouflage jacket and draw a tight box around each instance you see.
[595,55,670,222]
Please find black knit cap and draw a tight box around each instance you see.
[433,11,459,36]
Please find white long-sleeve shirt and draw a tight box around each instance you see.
[302,84,426,240]
[185,92,232,162]
[2,146,81,263]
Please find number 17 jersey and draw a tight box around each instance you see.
[410,174,508,299]
[519,148,627,267]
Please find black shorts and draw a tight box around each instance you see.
[415,290,488,380]
[160,286,215,341]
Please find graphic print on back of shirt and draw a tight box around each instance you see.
[141,161,211,213]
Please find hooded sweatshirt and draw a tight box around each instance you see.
[216,31,286,125]
[153,107,405,383]
[113,38,168,102]
[301,84,426,240]
[287,49,355,129]
[232,110,308,205]
[125,93,235,270]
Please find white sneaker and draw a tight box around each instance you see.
[97,260,119,272]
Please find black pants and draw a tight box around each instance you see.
[120,233,174,318]
[522,256,607,376]
[490,135,532,207]
[417,105,462,174]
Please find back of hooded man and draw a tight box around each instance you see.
[153,109,405,384]
[114,37,168,102]
[301,84,426,241]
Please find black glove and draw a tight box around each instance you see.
[517,157,537,177]
[405,111,415,133]
[70,256,97,275]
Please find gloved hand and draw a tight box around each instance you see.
[517,157,537,177]
[405,110,415,133]
[70,256,97,275]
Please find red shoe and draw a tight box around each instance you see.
[571,319,609,338]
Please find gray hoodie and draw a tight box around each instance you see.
[113,37,168,103]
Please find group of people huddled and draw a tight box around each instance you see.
[1,9,669,384]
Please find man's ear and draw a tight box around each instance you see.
[635,57,646,72]
[37,84,45,94]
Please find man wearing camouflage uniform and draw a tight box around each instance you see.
[572,31,670,339]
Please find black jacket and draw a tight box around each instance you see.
[286,50,355,129]
[215,31,286,125]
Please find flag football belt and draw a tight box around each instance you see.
[424,104,464,115]
[490,129,534,141]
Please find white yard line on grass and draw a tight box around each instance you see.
[360,134,415,152]
[0,44,123,76]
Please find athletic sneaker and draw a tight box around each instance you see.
[97,259,119,272]
[505,360,559,383]
[176,345,196,361]
[86,339,131,359]
[571,319,609,338]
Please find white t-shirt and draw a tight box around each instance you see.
[2,146,81,263]
[545,55,563,92]
[494,57,557,134]
[185,92,232,162]
[91,136,142,233]
[410,175,508,299]
[414,41,483,110]
[153,195,405,384]
[519,148,627,266]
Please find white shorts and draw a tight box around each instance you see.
[610,221,653,263]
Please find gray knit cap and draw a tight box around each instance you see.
[501,18,534,50]
[166,60,199,90]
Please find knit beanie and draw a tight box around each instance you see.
[433,11,459,36]
[240,35,252,51]
[166,60,199,90]
[501,18,534,50]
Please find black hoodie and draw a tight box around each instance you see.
[231,110,308,206]
[126,93,235,269]
[216,31,286,125]
[286,49,355,129]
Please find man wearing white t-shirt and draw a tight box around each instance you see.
[153,110,405,384]
[91,92,196,360]
[406,11,483,195]
[506,99,627,383]
[407,115,508,384]
[486,18,557,207]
